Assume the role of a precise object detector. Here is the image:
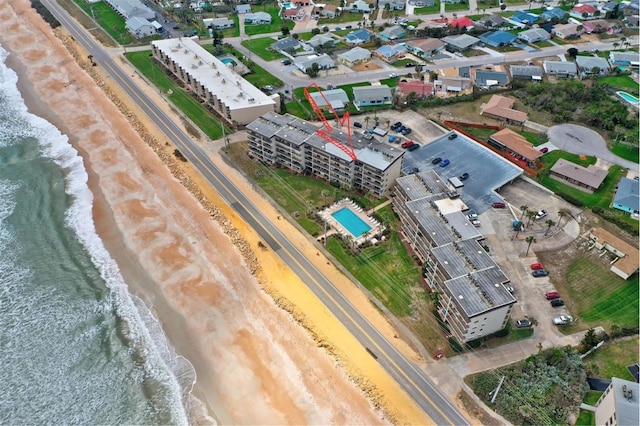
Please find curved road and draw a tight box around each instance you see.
[43,1,469,424]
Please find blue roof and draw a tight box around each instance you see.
[511,11,539,24]
[540,7,567,20]
[475,70,509,86]
[479,30,517,47]
[613,177,639,211]
[375,44,406,58]
[347,28,372,41]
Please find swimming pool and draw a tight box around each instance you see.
[617,91,639,105]
[283,2,294,9]
[331,207,372,238]
[221,58,237,66]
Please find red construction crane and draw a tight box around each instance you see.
[303,82,357,161]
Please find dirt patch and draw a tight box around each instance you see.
[353,61,382,72]
[456,389,504,426]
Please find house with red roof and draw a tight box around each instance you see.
[449,16,475,29]
[397,81,435,98]
[283,7,306,20]
[570,4,597,20]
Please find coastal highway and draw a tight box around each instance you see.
[43,1,469,424]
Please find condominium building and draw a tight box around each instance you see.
[246,112,405,197]
[151,38,278,125]
[393,171,516,342]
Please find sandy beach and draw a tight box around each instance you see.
[0,1,438,424]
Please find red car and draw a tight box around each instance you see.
[492,202,506,208]
[531,263,545,270]
[540,147,549,153]
[401,140,415,149]
[546,291,561,300]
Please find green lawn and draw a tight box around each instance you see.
[575,410,595,426]
[73,0,131,44]
[241,37,284,61]
[243,5,294,36]
[582,337,639,381]
[444,2,471,11]
[320,11,370,25]
[414,3,440,14]
[598,74,640,92]
[392,58,418,68]
[583,391,603,406]
[221,15,241,38]
[565,257,639,329]
[284,100,312,119]
[610,142,639,163]
[201,44,283,88]
[521,130,547,146]
[336,81,373,100]
[538,151,596,173]
[125,51,229,140]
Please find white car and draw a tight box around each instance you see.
[535,209,548,220]
[389,72,398,78]
[553,315,574,326]
[466,210,478,220]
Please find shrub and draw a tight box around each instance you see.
[466,338,483,349]
[449,337,464,353]
[557,192,584,207]
[493,327,509,338]
[591,207,637,234]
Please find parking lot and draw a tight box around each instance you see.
[401,133,523,214]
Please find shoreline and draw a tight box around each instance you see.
[0,1,436,424]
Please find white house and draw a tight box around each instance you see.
[126,16,157,39]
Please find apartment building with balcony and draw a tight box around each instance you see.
[246,112,404,197]
[151,38,278,125]
[393,171,516,342]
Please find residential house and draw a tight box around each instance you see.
[625,15,640,28]
[517,28,551,43]
[509,11,539,25]
[613,177,639,215]
[609,51,640,67]
[373,43,407,62]
[600,1,620,16]
[392,171,516,344]
[283,7,306,21]
[570,3,597,20]
[397,81,434,98]
[308,89,350,111]
[126,16,157,39]
[337,46,372,66]
[347,0,373,13]
[236,4,252,14]
[540,7,568,22]
[588,228,640,280]
[104,0,155,20]
[344,28,373,45]
[416,19,448,31]
[449,16,476,30]
[488,128,542,166]
[408,0,435,5]
[441,34,481,52]
[293,54,335,73]
[543,60,578,77]
[479,30,517,47]
[435,76,472,93]
[151,38,277,125]
[477,14,510,29]
[509,65,543,81]
[575,55,611,77]
[583,19,620,34]
[203,17,235,30]
[315,4,339,18]
[247,112,404,197]
[377,25,406,41]
[480,95,527,125]
[271,37,301,53]
[551,22,583,39]
[378,0,405,10]
[307,34,335,49]
[550,158,607,192]
[623,0,639,17]
[406,38,445,58]
[244,11,272,24]
[352,85,393,107]
[474,69,509,89]
[594,378,639,426]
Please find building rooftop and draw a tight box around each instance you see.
[544,61,578,73]
[338,46,371,63]
[481,95,528,123]
[602,378,640,426]
[309,89,350,110]
[575,56,611,71]
[590,227,639,277]
[443,266,514,318]
[152,38,275,112]
[613,177,639,212]
[551,158,607,188]
[405,199,457,246]
[510,65,544,78]
[441,34,480,50]
[352,85,393,102]
[407,38,445,52]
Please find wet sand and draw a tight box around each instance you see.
[0,1,434,424]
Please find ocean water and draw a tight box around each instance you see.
[0,45,195,424]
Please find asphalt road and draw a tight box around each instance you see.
[43,1,470,424]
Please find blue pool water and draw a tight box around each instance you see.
[617,91,639,105]
[283,3,294,9]
[331,207,372,238]
[220,58,236,66]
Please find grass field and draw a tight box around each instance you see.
[243,5,294,36]
[414,4,440,14]
[598,74,640,91]
[575,410,595,426]
[582,337,639,381]
[583,391,603,406]
[610,142,639,163]
[73,0,132,44]
[444,2,472,11]
[125,51,229,140]
[565,257,639,329]
[241,37,284,61]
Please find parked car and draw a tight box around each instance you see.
[492,202,506,208]
[471,220,481,227]
[506,286,514,293]
[345,25,352,29]
[408,167,419,174]
[550,299,565,307]
[532,269,549,277]
[353,121,363,128]
[459,172,469,180]
[439,159,450,167]
[516,319,532,328]
[401,140,415,149]
[553,315,573,325]
[431,157,442,165]
[448,133,457,140]
[531,262,545,270]
[391,121,402,130]
[540,147,549,153]
[535,209,548,220]
[466,210,478,219]
[389,72,398,78]
[545,291,561,300]
[401,127,412,135]
[282,59,292,66]
[407,143,420,152]
[405,62,415,67]
[396,125,406,133]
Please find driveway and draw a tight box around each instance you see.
[547,123,637,170]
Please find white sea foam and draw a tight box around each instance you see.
[0,45,194,425]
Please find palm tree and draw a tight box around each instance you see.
[364,116,370,128]
[544,219,555,236]
[519,205,529,221]
[526,210,537,227]
[557,211,566,227]
[385,118,391,130]
[525,236,536,256]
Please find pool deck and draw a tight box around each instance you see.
[318,199,384,246]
